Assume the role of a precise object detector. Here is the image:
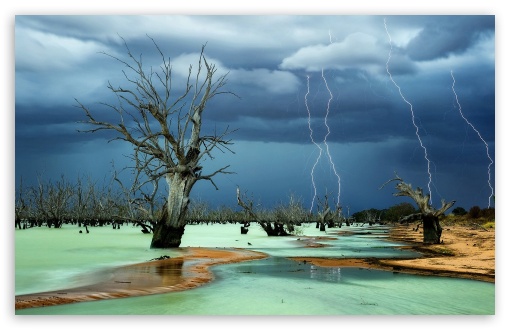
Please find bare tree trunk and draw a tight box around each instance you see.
[316,195,342,231]
[151,174,196,248]
[151,220,186,248]
[381,173,454,245]
[422,214,442,244]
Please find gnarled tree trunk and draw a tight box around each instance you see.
[381,174,455,244]
[151,222,186,248]
[151,173,196,248]
[422,214,442,244]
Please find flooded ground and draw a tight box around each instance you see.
[14,223,495,315]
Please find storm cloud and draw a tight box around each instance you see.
[14,14,495,213]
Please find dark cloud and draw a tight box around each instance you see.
[405,15,494,61]
[14,15,495,213]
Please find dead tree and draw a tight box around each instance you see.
[236,187,294,236]
[380,173,455,244]
[73,175,97,226]
[76,37,238,248]
[15,177,29,229]
[272,194,309,233]
[31,175,73,228]
[315,195,342,231]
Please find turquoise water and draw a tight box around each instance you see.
[15,224,179,295]
[15,223,495,315]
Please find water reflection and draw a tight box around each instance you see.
[108,258,185,289]
[309,265,342,282]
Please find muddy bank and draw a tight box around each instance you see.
[15,247,267,310]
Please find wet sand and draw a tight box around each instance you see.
[291,224,495,283]
[15,247,267,310]
[15,224,495,310]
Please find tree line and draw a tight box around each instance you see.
[15,173,171,230]
[15,174,415,233]
[14,174,311,232]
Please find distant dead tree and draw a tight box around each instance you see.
[31,175,73,228]
[380,173,456,244]
[15,177,29,229]
[76,36,238,248]
[73,175,97,224]
[315,194,343,231]
[110,161,164,234]
[236,187,297,236]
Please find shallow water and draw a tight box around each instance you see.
[15,223,495,315]
[15,224,178,295]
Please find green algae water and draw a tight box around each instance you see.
[15,223,495,315]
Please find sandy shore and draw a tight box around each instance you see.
[15,223,495,310]
[386,224,494,282]
[291,224,495,283]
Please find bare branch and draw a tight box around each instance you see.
[382,173,455,216]
[76,37,238,246]
[236,187,259,221]
[199,165,235,190]
[378,171,402,190]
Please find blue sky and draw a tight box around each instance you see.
[12,6,499,216]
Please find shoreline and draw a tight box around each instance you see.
[385,224,494,283]
[15,223,495,310]
[291,224,494,283]
[15,247,268,310]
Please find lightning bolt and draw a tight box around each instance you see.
[322,68,341,207]
[328,29,335,44]
[304,31,343,213]
[450,70,494,208]
[305,74,323,212]
[384,18,434,204]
